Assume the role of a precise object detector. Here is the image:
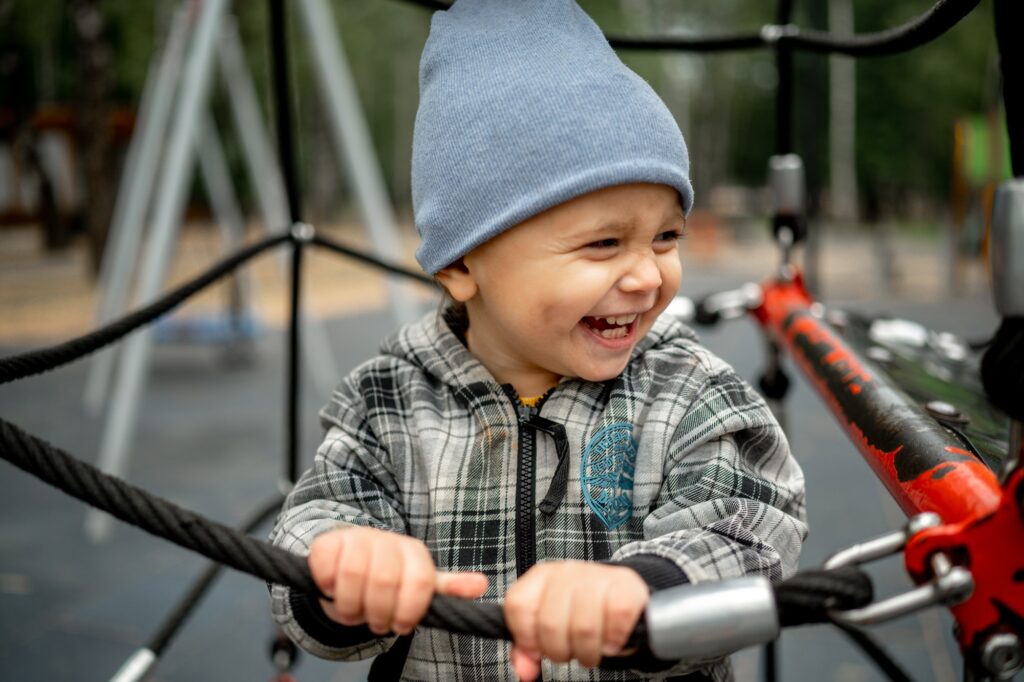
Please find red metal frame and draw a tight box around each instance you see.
[752,268,1023,664]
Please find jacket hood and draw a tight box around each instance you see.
[379,308,699,391]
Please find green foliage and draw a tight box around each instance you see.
[6,0,1004,219]
[855,0,996,203]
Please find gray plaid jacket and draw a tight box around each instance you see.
[269,310,807,681]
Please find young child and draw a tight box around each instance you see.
[270,1,807,680]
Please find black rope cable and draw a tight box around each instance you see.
[269,0,304,488]
[390,0,980,58]
[995,0,1023,174]
[981,318,1024,423]
[774,567,873,627]
[830,620,915,682]
[149,494,285,656]
[0,416,318,594]
[0,415,874,652]
[0,231,434,387]
[785,0,980,57]
[287,234,304,484]
[0,233,290,386]
[310,232,437,286]
[774,0,795,156]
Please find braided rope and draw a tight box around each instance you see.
[310,233,436,286]
[775,567,873,627]
[0,417,318,595]
[0,233,289,386]
[0,415,872,648]
[393,0,979,58]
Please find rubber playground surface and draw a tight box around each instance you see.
[0,223,999,681]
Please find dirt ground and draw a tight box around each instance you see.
[0,217,994,346]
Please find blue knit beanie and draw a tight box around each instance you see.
[412,0,693,274]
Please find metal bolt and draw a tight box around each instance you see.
[907,512,942,535]
[981,633,1024,679]
[290,221,315,243]
[866,346,893,364]
[760,23,798,44]
[825,309,849,332]
[926,400,969,426]
[933,332,969,362]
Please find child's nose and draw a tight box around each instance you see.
[618,253,663,293]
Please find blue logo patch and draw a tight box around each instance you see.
[581,423,638,530]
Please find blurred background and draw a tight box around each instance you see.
[0,0,1013,681]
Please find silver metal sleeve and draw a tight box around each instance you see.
[108,648,156,682]
[645,576,779,661]
[769,154,805,217]
[992,179,1024,317]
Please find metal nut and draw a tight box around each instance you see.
[981,633,1024,679]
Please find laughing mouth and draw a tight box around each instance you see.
[581,313,639,339]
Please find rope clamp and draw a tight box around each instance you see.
[760,23,800,45]
[991,179,1024,318]
[695,283,763,324]
[645,576,779,660]
[290,222,316,244]
[824,512,974,626]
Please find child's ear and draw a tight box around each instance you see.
[436,258,477,302]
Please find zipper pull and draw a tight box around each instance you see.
[526,416,571,516]
[518,403,537,421]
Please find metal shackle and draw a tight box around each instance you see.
[991,179,1024,317]
[645,576,779,661]
[769,154,805,218]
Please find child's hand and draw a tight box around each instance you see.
[308,526,488,636]
[503,561,649,681]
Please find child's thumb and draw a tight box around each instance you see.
[510,645,542,682]
[435,571,489,599]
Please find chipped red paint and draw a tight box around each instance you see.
[753,270,1021,667]
[754,272,1000,522]
[905,467,1024,666]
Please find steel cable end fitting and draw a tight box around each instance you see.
[990,179,1024,318]
[645,576,779,661]
[290,221,316,244]
[108,648,157,682]
[760,23,800,45]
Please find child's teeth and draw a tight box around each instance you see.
[598,327,627,339]
[598,314,637,326]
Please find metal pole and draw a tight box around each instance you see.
[83,5,191,415]
[295,0,420,326]
[217,15,339,400]
[268,0,303,486]
[774,0,795,157]
[195,113,252,324]
[85,0,228,542]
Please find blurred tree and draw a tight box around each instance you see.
[2,0,1003,240]
[854,0,996,220]
[68,0,117,272]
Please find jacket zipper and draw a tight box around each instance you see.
[502,385,552,578]
[504,386,554,682]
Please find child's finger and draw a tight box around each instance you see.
[330,529,372,626]
[391,541,437,635]
[308,530,346,596]
[569,582,608,667]
[364,539,404,635]
[510,645,542,682]
[435,571,489,599]
[536,575,573,662]
[503,568,547,657]
[600,577,647,656]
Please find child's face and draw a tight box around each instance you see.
[439,183,685,394]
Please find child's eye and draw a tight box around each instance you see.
[586,238,619,249]
[655,230,685,243]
